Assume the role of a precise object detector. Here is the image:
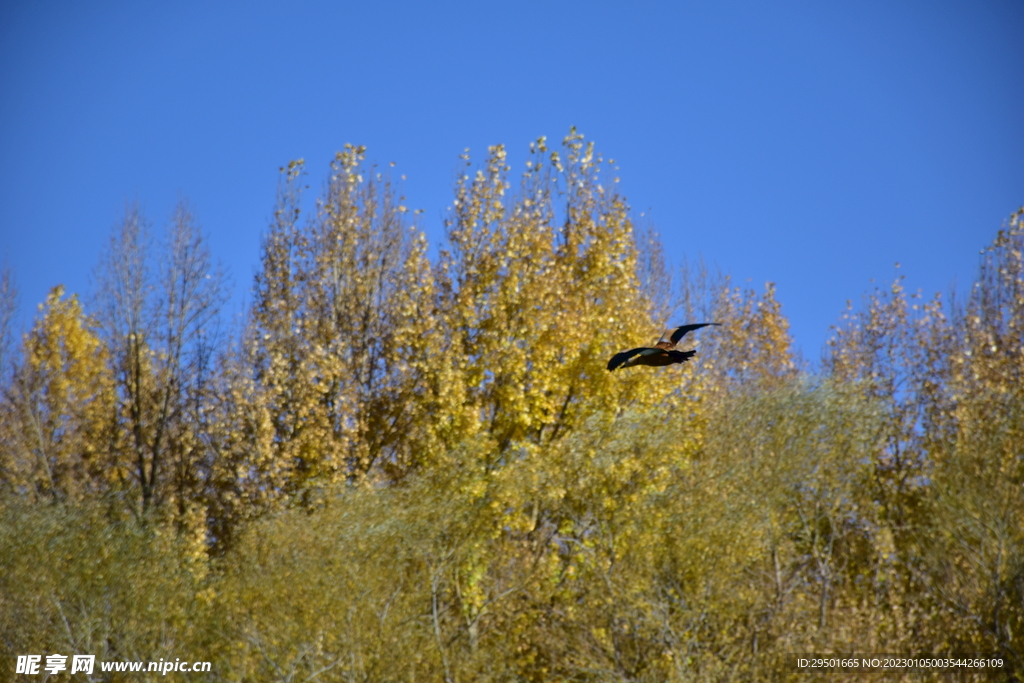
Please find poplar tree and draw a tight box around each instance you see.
[94,201,226,534]
[1,287,117,501]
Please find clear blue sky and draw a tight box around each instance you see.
[2,1,1022,363]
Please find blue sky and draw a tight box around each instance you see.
[2,1,1022,363]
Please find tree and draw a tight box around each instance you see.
[248,150,424,491]
[923,208,1024,665]
[94,200,227,534]
[1,287,117,501]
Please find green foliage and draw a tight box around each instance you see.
[0,498,214,682]
[0,138,1020,681]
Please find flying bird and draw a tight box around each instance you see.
[606,323,720,371]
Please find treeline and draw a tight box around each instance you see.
[0,132,1021,681]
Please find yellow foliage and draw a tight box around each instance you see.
[1,287,119,501]
[0,142,1020,680]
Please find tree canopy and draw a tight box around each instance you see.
[1,133,1021,681]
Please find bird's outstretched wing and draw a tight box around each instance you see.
[665,322,721,346]
[668,349,697,364]
[607,347,652,371]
